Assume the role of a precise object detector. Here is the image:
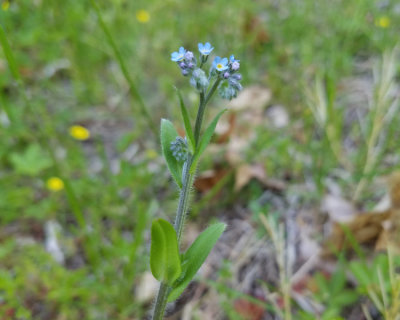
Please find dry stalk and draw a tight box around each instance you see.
[259,214,292,320]
[353,48,399,200]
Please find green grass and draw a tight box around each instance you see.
[1,0,400,318]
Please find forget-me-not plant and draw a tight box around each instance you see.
[150,42,243,320]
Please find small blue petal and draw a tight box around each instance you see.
[171,46,186,61]
[212,56,221,68]
[230,55,240,63]
[213,56,229,71]
[199,42,214,55]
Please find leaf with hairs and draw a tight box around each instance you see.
[150,219,182,285]
[190,109,226,173]
[168,222,226,302]
[176,88,195,153]
[160,119,183,188]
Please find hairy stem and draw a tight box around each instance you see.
[152,77,220,319]
[174,157,193,243]
[194,91,206,143]
[152,283,171,320]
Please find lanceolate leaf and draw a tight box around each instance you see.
[190,109,226,174]
[168,222,226,302]
[150,219,182,285]
[176,88,195,153]
[160,119,183,188]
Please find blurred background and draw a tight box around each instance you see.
[1,0,400,319]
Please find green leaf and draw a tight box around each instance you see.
[190,109,226,173]
[176,88,195,153]
[160,119,182,188]
[330,290,358,307]
[10,144,52,176]
[168,222,226,302]
[349,261,370,289]
[330,267,346,295]
[0,25,22,83]
[150,219,182,285]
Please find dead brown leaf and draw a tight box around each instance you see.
[193,167,229,193]
[234,297,265,320]
[227,85,271,112]
[235,163,286,192]
[321,194,357,223]
[322,170,400,257]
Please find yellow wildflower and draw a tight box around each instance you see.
[136,9,150,23]
[375,16,390,28]
[146,149,158,159]
[69,125,90,141]
[47,177,64,192]
[2,1,10,11]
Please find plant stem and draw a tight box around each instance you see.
[152,77,221,320]
[152,283,171,320]
[194,92,206,144]
[174,157,193,243]
[205,78,222,105]
[193,78,221,143]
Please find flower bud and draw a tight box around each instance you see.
[228,78,242,91]
[190,68,209,91]
[219,84,237,100]
[184,51,194,60]
[232,73,242,81]
[231,61,240,71]
[170,137,188,162]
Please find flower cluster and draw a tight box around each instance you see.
[171,42,242,99]
[215,55,242,100]
[170,136,188,162]
[171,47,196,76]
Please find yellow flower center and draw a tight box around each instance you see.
[217,63,223,69]
[47,177,64,192]
[136,10,150,23]
[69,125,90,141]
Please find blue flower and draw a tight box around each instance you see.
[230,55,240,63]
[171,47,186,62]
[212,56,229,72]
[198,42,214,55]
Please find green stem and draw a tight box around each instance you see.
[152,77,221,320]
[205,78,222,105]
[152,283,171,320]
[193,78,221,143]
[193,92,206,144]
[174,156,193,243]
